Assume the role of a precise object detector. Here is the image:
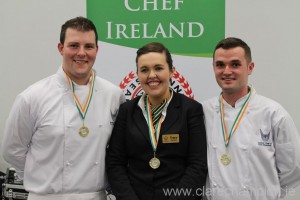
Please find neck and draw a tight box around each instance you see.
[148,90,171,106]
[63,69,91,85]
[222,86,249,107]
[72,77,90,85]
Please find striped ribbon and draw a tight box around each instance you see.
[219,87,253,147]
[151,100,167,126]
[65,71,95,121]
[145,96,167,153]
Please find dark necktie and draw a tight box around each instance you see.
[151,99,167,127]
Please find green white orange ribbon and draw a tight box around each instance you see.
[65,71,95,121]
[145,97,165,153]
[219,87,253,147]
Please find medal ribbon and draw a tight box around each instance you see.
[65,71,95,121]
[145,97,166,153]
[219,87,253,147]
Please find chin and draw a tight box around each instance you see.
[147,91,162,98]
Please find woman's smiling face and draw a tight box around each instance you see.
[137,52,174,105]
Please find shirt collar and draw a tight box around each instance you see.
[138,89,174,117]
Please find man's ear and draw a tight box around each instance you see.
[248,61,254,75]
[58,43,64,55]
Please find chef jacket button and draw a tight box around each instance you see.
[66,161,71,166]
[213,145,216,149]
[95,162,99,165]
[213,183,217,187]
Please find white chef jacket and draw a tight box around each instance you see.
[1,67,125,197]
[202,88,300,200]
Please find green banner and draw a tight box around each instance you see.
[87,0,225,57]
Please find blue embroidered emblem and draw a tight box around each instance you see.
[260,129,270,142]
[258,129,272,146]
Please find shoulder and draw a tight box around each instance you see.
[93,76,125,106]
[255,93,289,111]
[253,93,280,106]
[202,96,219,110]
[115,96,141,116]
[95,76,122,93]
[252,93,286,113]
[9,75,57,113]
[19,74,56,99]
[120,96,141,108]
[200,96,219,120]
[250,93,295,127]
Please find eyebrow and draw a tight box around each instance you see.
[214,61,224,64]
[138,64,164,68]
[138,65,148,69]
[67,42,96,45]
[231,59,241,63]
[215,59,241,64]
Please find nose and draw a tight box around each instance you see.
[223,65,232,75]
[149,69,157,78]
[77,46,86,57]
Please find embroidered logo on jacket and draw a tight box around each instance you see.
[258,129,272,146]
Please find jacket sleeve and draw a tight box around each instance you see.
[1,94,34,179]
[106,104,140,200]
[170,102,208,200]
[274,108,300,197]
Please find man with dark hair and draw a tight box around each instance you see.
[203,37,300,200]
[2,16,125,200]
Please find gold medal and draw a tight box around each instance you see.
[79,125,89,137]
[220,153,231,166]
[149,157,160,169]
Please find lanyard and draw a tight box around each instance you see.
[65,71,95,121]
[145,96,167,153]
[219,87,252,147]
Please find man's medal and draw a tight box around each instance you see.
[79,124,89,137]
[65,71,95,137]
[220,152,232,166]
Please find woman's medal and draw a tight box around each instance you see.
[149,156,160,169]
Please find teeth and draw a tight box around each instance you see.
[148,82,159,86]
[75,60,86,63]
